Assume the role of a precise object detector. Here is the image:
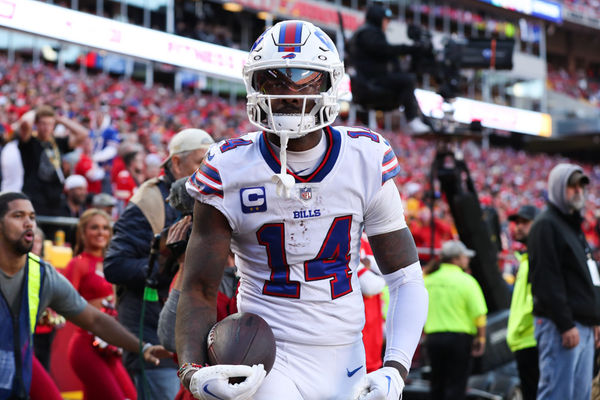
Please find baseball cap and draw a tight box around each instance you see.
[92,193,117,207]
[160,129,214,167]
[440,240,475,259]
[567,170,590,187]
[145,153,162,167]
[64,174,87,191]
[508,205,539,222]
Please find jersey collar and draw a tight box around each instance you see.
[259,126,341,183]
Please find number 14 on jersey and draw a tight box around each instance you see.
[257,216,354,299]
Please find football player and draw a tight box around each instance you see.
[175,20,428,400]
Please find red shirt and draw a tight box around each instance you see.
[113,169,137,204]
[410,219,454,262]
[74,153,102,194]
[359,235,384,373]
[64,252,113,301]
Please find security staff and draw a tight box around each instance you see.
[506,205,539,400]
[0,192,169,400]
[424,240,487,400]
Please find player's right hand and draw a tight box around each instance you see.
[351,366,404,400]
[189,364,266,400]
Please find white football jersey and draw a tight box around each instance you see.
[186,126,406,346]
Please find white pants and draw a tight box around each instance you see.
[253,338,366,400]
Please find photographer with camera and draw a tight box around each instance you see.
[104,128,214,400]
[147,175,239,400]
[348,2,430,134]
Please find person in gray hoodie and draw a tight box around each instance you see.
[528,162,600,400]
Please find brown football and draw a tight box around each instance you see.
[207,312,276,382]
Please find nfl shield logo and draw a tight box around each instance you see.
[300,187,312,200]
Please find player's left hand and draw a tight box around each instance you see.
[351,366,404,400]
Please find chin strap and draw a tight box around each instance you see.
[271,132,295,198]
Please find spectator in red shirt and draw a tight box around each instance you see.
[75,137,106,194]
[64,209,138,400]
[410,206,455,263]
[113,149,145,206]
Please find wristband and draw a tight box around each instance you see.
[477,337,486,344]
[177,362,205,380]
[475,315,487,328]
[142,342,153,354]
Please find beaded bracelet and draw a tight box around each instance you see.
[177,362,204,380]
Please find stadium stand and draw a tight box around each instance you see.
[0,54,597,252]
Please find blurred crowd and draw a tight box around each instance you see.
[0,56,252,145]
[0,55,251,216]
[563,0,600,14]
[547,65,600,107]
[0,55,599,270]
[387,131,600,272]
[42,1,600,111]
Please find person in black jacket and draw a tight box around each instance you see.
[348,3,429,134]
[104,129,213,400]
[528,163,600,400]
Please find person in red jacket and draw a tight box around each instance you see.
[74,137,106,195]
[64,209,137,400]
[113,149,145,206]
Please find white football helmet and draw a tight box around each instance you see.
[243,20,345,139]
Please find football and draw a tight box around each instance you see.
[207,312,276,382]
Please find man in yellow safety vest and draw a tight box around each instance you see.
[506,204,539,400]
[0,192,170,400]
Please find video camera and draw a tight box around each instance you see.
[163,176,195,253]
[146,177,195,288]
[407,24,515,100]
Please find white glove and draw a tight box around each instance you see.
[352,366,405,400]
[189,364,266,400]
